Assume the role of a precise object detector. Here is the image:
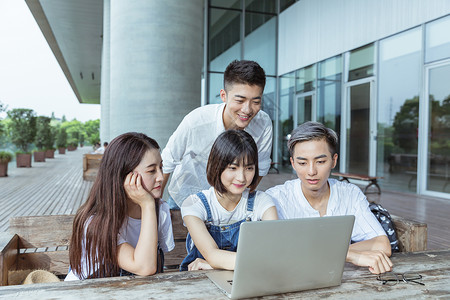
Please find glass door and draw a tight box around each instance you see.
[343,80,376,175]
[293,92,315,128]
[421,62,450,197]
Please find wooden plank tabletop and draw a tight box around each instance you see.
[0,250,449,299]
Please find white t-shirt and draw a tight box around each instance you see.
[65,201,175,281]
[265,178,386,243]
[161,103,273,206]
[181,187,275,226]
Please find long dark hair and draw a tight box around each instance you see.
[206,129,259,194]
[69,132,160,279]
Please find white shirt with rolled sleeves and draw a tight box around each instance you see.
[265,178,386,242]
[161,103,273,207]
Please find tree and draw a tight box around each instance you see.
[84,119,100,145]
[429,95,450,156]
[56,127,67,148]
[6,108,37,153]
[0,101,6,137]
[61,119,83,146]
[35,116,53,150]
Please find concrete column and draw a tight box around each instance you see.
[100,0,111,143]
[109,0,203,147]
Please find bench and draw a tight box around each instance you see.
[391,215,427,253]
[268,162,280,174]
[406,171,450,192]
[332,172,383,194]
[0,210,188,286]
[82,154,103,181]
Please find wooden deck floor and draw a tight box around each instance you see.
[0,147,93,232]
[1,149,449,250]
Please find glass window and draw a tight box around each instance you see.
[348,44,375,81]
[209,8,241,72]
[317,55,342,135]
[262,76,276,120]
[280,0,296,12]
[296,65,315,93]
[427,63,450,193]
[210,0,241,10]
[244,14,276,75]
[346,82,371,175]
[278,72,295,166]
[377,28,421,192]
[425,15,450,63]
[295,94,313,126]
[208,73,224,104]
[245,0,277,14]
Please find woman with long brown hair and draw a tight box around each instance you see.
[65,132,174,280]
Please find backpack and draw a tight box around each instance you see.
[369,203,399,252]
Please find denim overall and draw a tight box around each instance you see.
[179,191,256,271]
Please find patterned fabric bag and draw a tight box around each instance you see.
[369,203,400,252]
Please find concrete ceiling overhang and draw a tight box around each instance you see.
[25,0,103,104]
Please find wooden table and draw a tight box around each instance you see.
[0,250,449,299]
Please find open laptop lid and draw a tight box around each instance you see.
[230,215,355,299]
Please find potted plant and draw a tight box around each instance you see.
[79,133,85,148]
[45,147,56,159]
[7,108,36,168]
[33,149,46,162]
[44,119,57,158]
[67,142,78,151]
[67,131,79,151]
[34,116,52,163]
[0,151,13,177]
[56,127,67,154]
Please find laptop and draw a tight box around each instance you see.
[206,215,355,299]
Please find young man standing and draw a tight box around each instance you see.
[161,60,272,208]
[266,121,393,274]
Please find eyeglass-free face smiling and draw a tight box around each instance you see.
[220,83,263,130]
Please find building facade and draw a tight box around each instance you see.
[205,0,450,199]
[27,0,450,199]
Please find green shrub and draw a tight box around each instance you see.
[35,116,53,151]
[56,127,68,148]
[0,151,13,163]
[7,108,36,153]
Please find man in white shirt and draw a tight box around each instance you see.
[161,60,273,208]
[266,121,393,274]
[95,142,108,154]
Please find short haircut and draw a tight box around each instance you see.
[207,130,259,194]
[223,60,266,92]
[288,121,338,157]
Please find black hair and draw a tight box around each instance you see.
[223,60,266,92]
[207,130,259,194]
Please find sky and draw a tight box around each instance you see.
[0,0,100,122]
